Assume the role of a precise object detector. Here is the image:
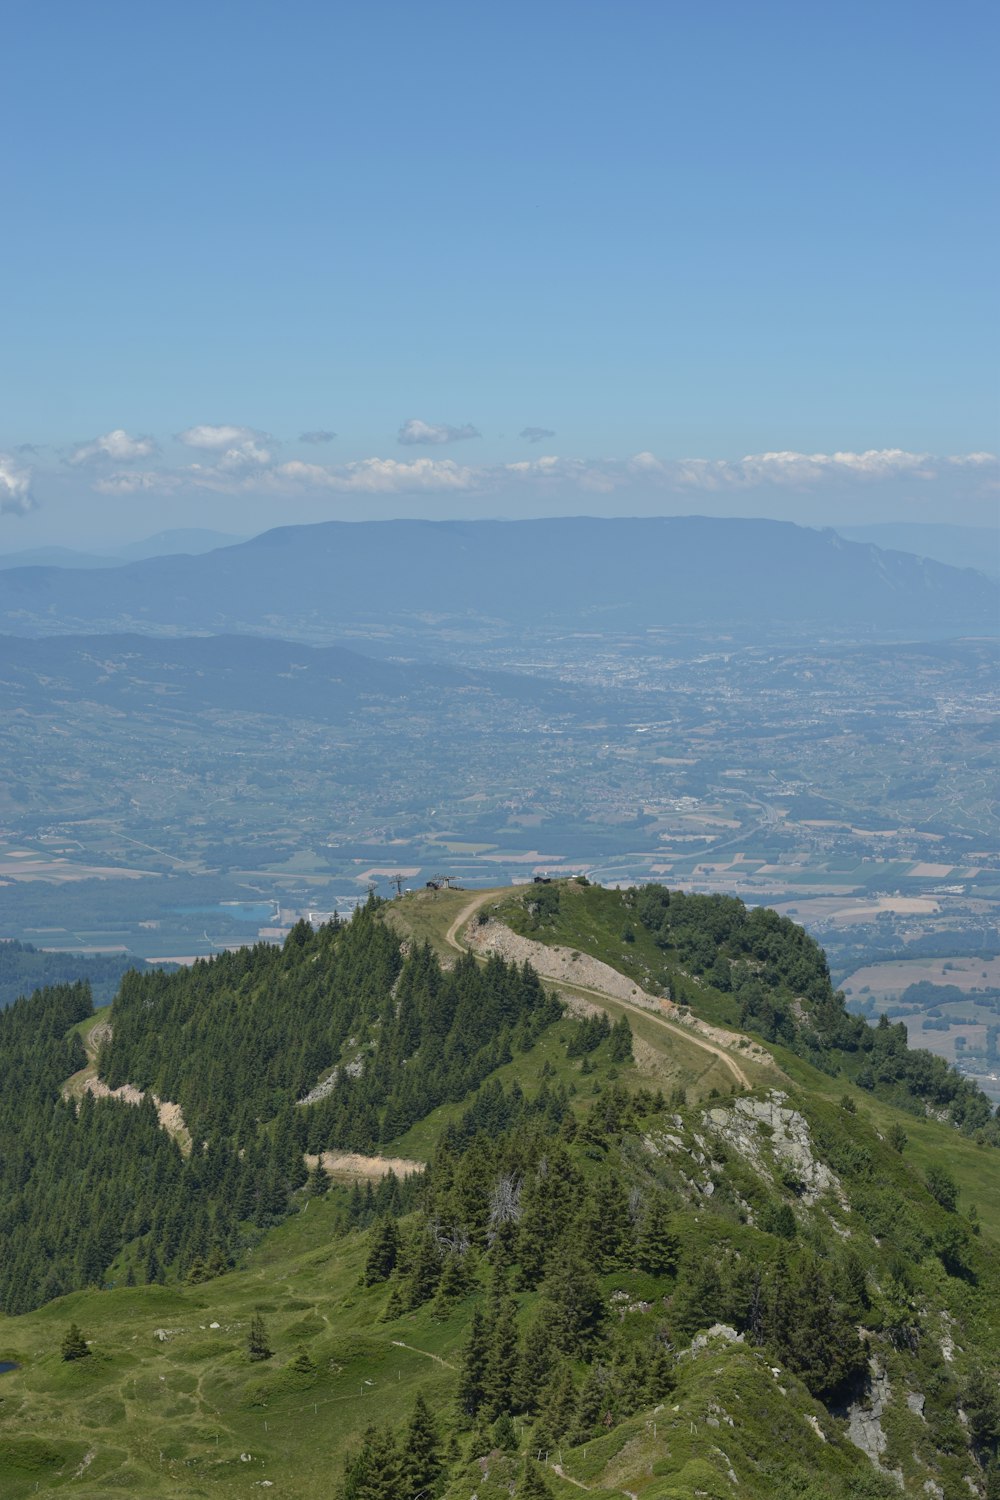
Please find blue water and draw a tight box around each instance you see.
[174,903,274,921]
[0,1361,19,1375]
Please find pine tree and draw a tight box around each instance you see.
[493,1412,517,1451]
[306,1159,331,1197]
[456,1306,490,1423]
[483,1292,520,1418]
[582,1174,629,1271]
[342,1422,401,1500]
[608,1016,633,1062]
[60,1322,90,1361]
[964,1366,1000,1453]
[518,1458,554,1498]
[671,1258,723,1340]
[247,1307,273,1362]
[537,1363,577,1441]
[364,1216,400,1285]
[571,1363,615,1443]
[513,1316,554,1414]
[401,1391,444,1499]
[430,1250,474,1320]
[540,1245,605,1356]
[635,1191,678,1276]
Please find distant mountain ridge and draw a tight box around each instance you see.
[831,522,1000,580]
[0,515,995,640]
[0,527,247,572]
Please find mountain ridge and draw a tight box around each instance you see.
[1,882,997,1498]
[1,515,995,640]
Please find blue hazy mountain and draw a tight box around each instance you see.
[1,516,995,639]
[832,522,999,580]
[0,529,247,572]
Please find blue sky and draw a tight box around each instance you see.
[1,0,997,546]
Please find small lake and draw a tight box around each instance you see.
[0,1361,19,1375]
[173,902,274,922]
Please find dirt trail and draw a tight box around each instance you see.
[551,1462,592,1489]
[446,894,754,1091]
[305,1150,425,1181]
[444,890,495,950]
[390,1339,456,1369]
[62,1018,193,1153]
[79,1076,193,1154]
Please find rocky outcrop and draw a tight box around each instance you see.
[702,1091,849,1211]
[846,1364,890,1462]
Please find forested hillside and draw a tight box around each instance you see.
[0,938,155,1010]
[0,902,558,1314]
[507,881,1000,1138]
[0,884,999,1499]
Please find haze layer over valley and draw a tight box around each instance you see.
[1,516,996,1098]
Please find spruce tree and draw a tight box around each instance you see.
[964,1366,1000,1453]
[247,1307,273,1362]
[493,1411,517,1451]
[635,1191,678,1276]
[571,1363,614,1443]
[483,1293,520,1419]
[306,1159,331,1197]
[540,1245,604,1357]
[364,1216,400,1285]
[60,1322,90,1361]
[430,1250,473,1319]
[401,1391,443,1499]
[456,1306,490,1422]
[342,1422,401,1500]
[519,1458,555,1498]
[404,1223,443,1309]
[609,1016,634,1062]
[582,1174,629,1271]
[671,1257,723,1340]
[514,1316,554,1414]
[537,1364,577,1441]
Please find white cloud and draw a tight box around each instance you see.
[27,428,996,510]
[165,445,1000,501]
[0,454,34,514]
[273,457,482,493]
[177,423,272,474]
[618,448,1000,492]
[92,470,183,495]
[177,424,267,451]
[69,429,159,466]
[397,418,481,446]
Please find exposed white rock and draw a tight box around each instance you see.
[687,1324,744,1355]
[845,1359,902,1487]
[702,1091,849,1211]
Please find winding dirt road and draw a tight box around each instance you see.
[444,891,752,1091]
